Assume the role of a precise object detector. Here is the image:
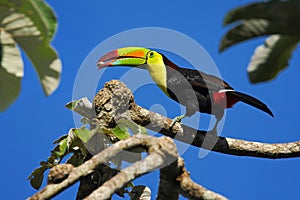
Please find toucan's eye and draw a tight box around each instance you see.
[149,51,155,58]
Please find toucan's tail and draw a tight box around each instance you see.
[226,91,274,117]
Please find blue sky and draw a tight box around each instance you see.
[1,0,300,199]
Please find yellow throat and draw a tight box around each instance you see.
[146,51,170,97]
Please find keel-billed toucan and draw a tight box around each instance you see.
[97,47,273,132]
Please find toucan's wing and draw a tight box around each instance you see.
[167,67,233,93]
[198,71,233,90]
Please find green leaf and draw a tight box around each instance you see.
[28,130,89,190]
[247,35,300,83]
[53,135,68,144]
[112,118,148,140]
[65,100,79,111]
[64,127,92,157]
[116,119,148,136]
[28,166,48,190]
[73,127,95,143]
[112,124,131,140]
[220,1,300,51]
[51,135,72,163]
[0,0,61,107]
[220,19,270,51]
[1,0,57,39]
[51,138,68,159]
[0,29,23,111]
[57,138,68,157]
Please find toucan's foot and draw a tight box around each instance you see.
[170,114,186,129]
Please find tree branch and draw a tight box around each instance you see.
[27,135,163,199]
[84,136,176,199]
[28,135,226,200]
[88,80,300,159]
[32,79,296,199]
[158,157,226,200]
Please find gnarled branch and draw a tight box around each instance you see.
[28,79,300,200]
[89,80,300,159]
[158,157,225,200]
[28,135,226,200]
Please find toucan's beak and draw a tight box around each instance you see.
[97,47,151,69]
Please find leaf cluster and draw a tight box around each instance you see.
[220,0,300,83]
[28,99,147,192]
[0,0,61,111]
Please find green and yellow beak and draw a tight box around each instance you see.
[97,47,151,69]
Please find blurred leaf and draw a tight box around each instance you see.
[224,1,300,26]
[248,35,300,83]
[1,0,57,38]
[0,29,23,111]
[28,166,48,190]
[220,1,300,51]
[220,19,272,51]
[221,0,300,83]
[0,0,61,111]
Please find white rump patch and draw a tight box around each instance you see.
[218,89,235,93]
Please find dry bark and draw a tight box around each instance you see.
[28,80,300,200]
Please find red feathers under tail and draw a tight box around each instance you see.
[226,91,274,117]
